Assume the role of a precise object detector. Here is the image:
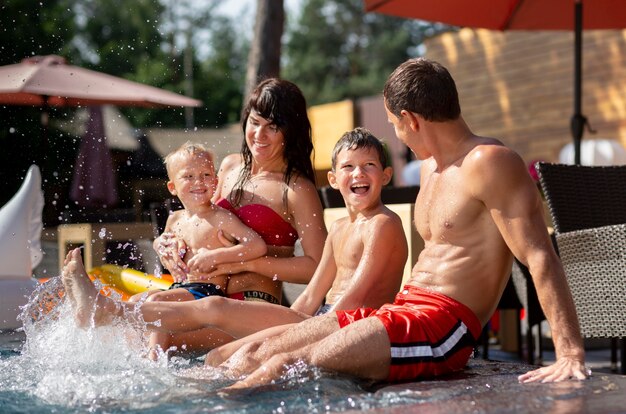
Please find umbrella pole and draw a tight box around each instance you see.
[40,96,50,169]
[570,1,584,165]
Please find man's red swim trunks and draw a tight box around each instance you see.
[336,285,482,382]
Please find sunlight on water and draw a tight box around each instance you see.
[0,280,230,412]
[0,280,442,413]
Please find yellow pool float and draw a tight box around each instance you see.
[88,265,174,301]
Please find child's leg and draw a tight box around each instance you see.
[128,289,163,303]
[145,288,195,360]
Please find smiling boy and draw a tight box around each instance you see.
[139,142,267,357]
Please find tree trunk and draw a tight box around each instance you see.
[244,0,284,99]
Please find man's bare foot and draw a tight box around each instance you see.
[61,248,114,328]
[218,341,265,379]
[225,354,293,390]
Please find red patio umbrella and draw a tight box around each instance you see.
[364,0,626,165]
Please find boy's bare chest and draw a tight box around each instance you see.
[332,221,367,270]
[173,216,219,250]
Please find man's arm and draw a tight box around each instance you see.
[474,145,588,382]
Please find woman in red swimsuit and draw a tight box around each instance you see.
[153,79,327,356]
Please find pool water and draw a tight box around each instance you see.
[0,283,423,414]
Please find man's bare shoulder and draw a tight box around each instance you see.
[464,138,525,175]
[464,138,530,197]
[466,137,519,164]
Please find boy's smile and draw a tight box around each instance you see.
[329,147,392,209]
[351,182,370,194]
[167,153,217,209]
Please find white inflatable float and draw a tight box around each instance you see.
[0,165,43,330]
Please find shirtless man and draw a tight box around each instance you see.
[214,57,588,387]
[59,128,408,353]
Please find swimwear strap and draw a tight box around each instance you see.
[228,290,279,305]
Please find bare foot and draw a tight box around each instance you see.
[218,341,265,379]
[225,354,293,390]
[61,248,114,328]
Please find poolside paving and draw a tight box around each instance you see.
[367,357,626,414]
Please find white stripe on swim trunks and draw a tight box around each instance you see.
[390,322,468,359]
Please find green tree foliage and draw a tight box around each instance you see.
[194,16,247,126]
[0,0,80,209]
[0,0,246,220]
[72,0,166,73]
[0,0,77,65]
[283,0,449,105]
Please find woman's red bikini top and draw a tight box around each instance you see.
[216,198,298,247]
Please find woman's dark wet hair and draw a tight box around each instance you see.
[331,127,389,172]
[231,78,315,206]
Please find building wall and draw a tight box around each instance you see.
[357,95,412,185]
[423,28,626,164]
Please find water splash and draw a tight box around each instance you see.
[1,281,225,411]
[5,284,601,413]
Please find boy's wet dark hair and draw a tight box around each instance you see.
[331,127,388,171]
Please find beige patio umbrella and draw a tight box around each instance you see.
[0,55,201,209]
[0,55,201,108]
[0,55,201,143]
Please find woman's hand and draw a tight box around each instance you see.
[154,232,189,282]
[203,260,255,280]
[187,247,219,274]
[186,230,240,275]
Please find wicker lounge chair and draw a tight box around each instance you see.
[536,162,626,374]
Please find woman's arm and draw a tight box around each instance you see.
[204,177,327,284]
[186,210,267,273]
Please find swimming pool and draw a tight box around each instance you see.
[0,293,422,414]
[4,282,622,414]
